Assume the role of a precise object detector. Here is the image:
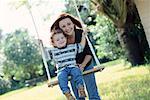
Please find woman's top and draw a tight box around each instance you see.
[75,29,93,66]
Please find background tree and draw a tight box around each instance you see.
[0,77,11,95]
[0,29,3,51]
[89,15,124,61]
[3,29,43,82]
[91,0,150,65]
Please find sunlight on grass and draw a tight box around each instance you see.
[0,84,65,100]
[99,74,150,100]
[95,62,150,100]
[0,60,149,100]
[101,59,129,67]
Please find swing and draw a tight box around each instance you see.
[27,0,104,87]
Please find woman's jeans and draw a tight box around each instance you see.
[71,63,101,100]
[57,67,84,94]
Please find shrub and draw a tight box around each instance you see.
[0,77,11,94]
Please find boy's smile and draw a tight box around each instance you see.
[53,33,67,48]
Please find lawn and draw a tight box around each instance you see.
[0,60,150,100]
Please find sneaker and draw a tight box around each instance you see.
[64,92,75,100]
[78,86,86,98]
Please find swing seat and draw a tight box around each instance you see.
[47,66,105,87]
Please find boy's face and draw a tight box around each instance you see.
[53,33,67,48]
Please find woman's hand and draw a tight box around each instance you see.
[83,27,89,36]
[78,63,86,71]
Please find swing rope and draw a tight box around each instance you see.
[26,0,52,84]
[26,0,104,87]
[73,0,100,65]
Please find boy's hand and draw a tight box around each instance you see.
[38,39,44,46]
[38,39,42,43]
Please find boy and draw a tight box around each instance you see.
[41,29,86,100]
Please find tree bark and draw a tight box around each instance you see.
[117,3,145,66]
[121,31,144,66]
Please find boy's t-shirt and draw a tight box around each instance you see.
[45,43,83,70]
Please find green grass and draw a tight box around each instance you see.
[0,59,150,100]
[96,61,150,100]
[101,59,129,67]
[99,74,150,100]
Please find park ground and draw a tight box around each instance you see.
[0,60,150,100]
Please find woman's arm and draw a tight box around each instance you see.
[79,55,92,70]
[76,29,93,70]
[80,32,86,49]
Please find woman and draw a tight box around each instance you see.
[50,13,101,100]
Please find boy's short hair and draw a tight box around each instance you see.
[50,28,66,45]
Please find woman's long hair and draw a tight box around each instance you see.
[50,13,82,32]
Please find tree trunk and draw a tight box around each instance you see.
[92,0,148,65]
[117,3,145,66]
[120,31,144,66]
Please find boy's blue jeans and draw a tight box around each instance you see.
[71,64,101,100]
[57,67,84,94]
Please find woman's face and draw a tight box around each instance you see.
[59,18,75,36]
